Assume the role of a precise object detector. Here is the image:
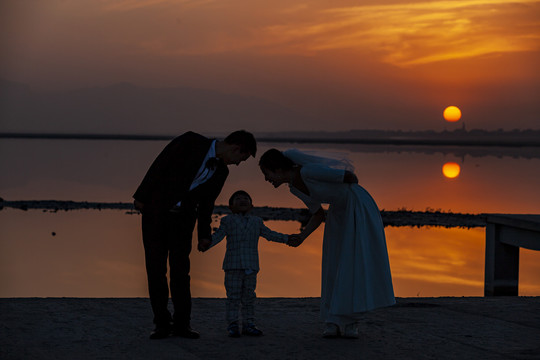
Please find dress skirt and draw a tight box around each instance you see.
[321,184,395,325]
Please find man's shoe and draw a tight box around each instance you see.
[227,323,241,338]
[172,326,200,339]
[322,323,340,338]
[242,324,263,336]
[149,325,171,339]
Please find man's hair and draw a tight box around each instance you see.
[258,148,295,171]
[224,130,257,157]
[228,190,253,208]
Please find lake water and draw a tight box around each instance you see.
[1,138,539,297]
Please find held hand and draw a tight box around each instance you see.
[134,200,145,211]
[198,238,211,252]
[343,171,358,184]
[287,234,305,247]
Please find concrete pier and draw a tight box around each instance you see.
[485,214,540,296]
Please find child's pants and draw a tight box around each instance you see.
[224,270,257,325]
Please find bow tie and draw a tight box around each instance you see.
[206,157,220,170]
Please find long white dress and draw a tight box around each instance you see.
[289,164,395,327]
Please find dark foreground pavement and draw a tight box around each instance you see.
[1,297,539,359]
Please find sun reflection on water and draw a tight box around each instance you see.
[442,162,461,179]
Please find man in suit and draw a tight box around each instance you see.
[133,130,257,339]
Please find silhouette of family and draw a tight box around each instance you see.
[133,130,395,340]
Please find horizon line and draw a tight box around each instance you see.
[1,131,539,147]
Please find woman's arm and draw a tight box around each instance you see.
[302,164,357,184]
[289,207,325,247]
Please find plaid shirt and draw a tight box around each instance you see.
[210,214,289,271]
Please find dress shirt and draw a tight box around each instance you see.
[175,140,216,207]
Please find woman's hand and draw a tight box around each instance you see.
[343,171,358,184]
[287,234,305,247]
[198,238,211,252]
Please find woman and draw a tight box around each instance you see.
[259,149,395,338]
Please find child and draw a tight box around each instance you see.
[200,190,290,337]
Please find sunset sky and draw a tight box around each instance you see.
[2,0,540,131]
[2,1,540,300]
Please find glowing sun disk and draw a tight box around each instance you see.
[444,106,462,122]
[442,162,461,178]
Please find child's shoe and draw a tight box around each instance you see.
[242,324,263,336]
[227,322,241,338]
[322,322,340,338]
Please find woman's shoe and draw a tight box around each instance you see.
[242,324,263,336]
[342,323,359,339]
[322,323,340,338]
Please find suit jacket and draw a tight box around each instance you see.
[133,131,229,239]
[209,214,288,271]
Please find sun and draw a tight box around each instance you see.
[442,162,461,179]
[443,106,462,122]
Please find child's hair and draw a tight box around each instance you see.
[228,190,253,208]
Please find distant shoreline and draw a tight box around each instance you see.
[0,200,488,228]
[2,131,539,147]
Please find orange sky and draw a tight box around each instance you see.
[1,0,540,131]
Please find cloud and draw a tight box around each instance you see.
[99,0,210,12]
[48,0,538,66]
[257,0,540,66]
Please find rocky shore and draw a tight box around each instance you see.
[0,199,487,228]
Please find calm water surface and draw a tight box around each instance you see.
[1,138,539,297]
